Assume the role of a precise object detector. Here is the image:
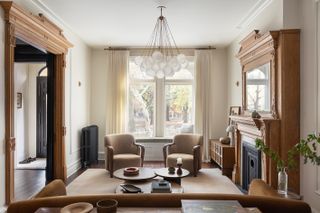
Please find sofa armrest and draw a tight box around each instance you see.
[33,179,66,199]
[248,179,280,198]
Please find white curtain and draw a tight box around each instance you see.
[105,50,129,134]
[195,49,214,162]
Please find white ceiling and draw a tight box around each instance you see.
[38,0,267,48]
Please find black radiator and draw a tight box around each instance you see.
[81,125,99,168]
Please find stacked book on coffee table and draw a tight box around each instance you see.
[151,180,172,193]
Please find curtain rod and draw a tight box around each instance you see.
[103,46,216,50]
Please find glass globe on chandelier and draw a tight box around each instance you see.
[135,6,188,78]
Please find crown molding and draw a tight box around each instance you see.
[236,0,273,29]
[30,0,87,44]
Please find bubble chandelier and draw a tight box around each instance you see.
[135,6,188,78]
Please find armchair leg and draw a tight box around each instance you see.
[110,171,113,178]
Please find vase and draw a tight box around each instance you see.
[278,167,288,195]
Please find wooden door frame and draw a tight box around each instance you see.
[0,2,73,204]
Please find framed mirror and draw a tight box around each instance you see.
[246,63,271,112]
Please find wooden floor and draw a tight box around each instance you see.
[14,169,45,201]
[14,161,216,200]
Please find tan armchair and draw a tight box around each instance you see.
[105,134,145,177]
[163,134,203,176]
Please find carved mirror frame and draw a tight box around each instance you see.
[237,30,279,118]
[0,2,72,204]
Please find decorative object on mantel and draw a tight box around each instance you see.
[135,6,189,78]
[219,136,230,145]
[256,134,320,195]
[226,125,236,146]
[228,106,241,125]
[251,110,261,119]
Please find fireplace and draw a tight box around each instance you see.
[242,141,261,191]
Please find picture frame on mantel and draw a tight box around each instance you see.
[229,106,241,125]
[17,93,22,109]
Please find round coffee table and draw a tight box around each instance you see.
[113,167,156,182]
[154,168,190,185]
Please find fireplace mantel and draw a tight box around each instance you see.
[232,29,300,193]
[230,115,280,189]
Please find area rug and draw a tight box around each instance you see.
[67,168,242,195]
[16,158,46,170]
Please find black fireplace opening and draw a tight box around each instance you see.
[242,142,261,191]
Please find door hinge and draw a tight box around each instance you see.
[63,126,67,136]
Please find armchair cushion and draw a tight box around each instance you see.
[113,154,141,171]
[105,134,139,155]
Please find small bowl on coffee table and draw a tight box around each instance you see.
[123,167,139,176]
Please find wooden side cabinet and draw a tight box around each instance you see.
[210,139,235,178]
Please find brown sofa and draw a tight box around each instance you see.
[7,179,311,213]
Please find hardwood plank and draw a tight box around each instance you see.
[14,169,45,201]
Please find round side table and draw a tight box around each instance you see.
[154,168,190,185]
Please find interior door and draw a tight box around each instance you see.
[36,76,47,158]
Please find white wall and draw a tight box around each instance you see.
[299,0,320,212]
[227,0,283,106]
[14,63,45,163]
[211,49,228,138]
[64,32,92,176]
[90,50,107,159]
[27,63,45,158]
[14,63,29,163]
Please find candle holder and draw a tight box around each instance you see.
[177,163,182,175]
[168,167,175,174]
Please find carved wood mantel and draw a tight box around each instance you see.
[231,29,300,193]
[0,1,72,204]
[230,115,280,189]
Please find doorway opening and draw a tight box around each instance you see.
[13,38,54,201]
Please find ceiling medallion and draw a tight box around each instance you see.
[135,6,188,78]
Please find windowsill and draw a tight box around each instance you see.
[136,137,173,143]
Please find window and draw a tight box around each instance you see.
[127,56,195,138]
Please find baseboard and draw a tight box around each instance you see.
[98,152,105,161]
[67,159,81,178]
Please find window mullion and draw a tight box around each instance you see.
[155,78,165,137]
